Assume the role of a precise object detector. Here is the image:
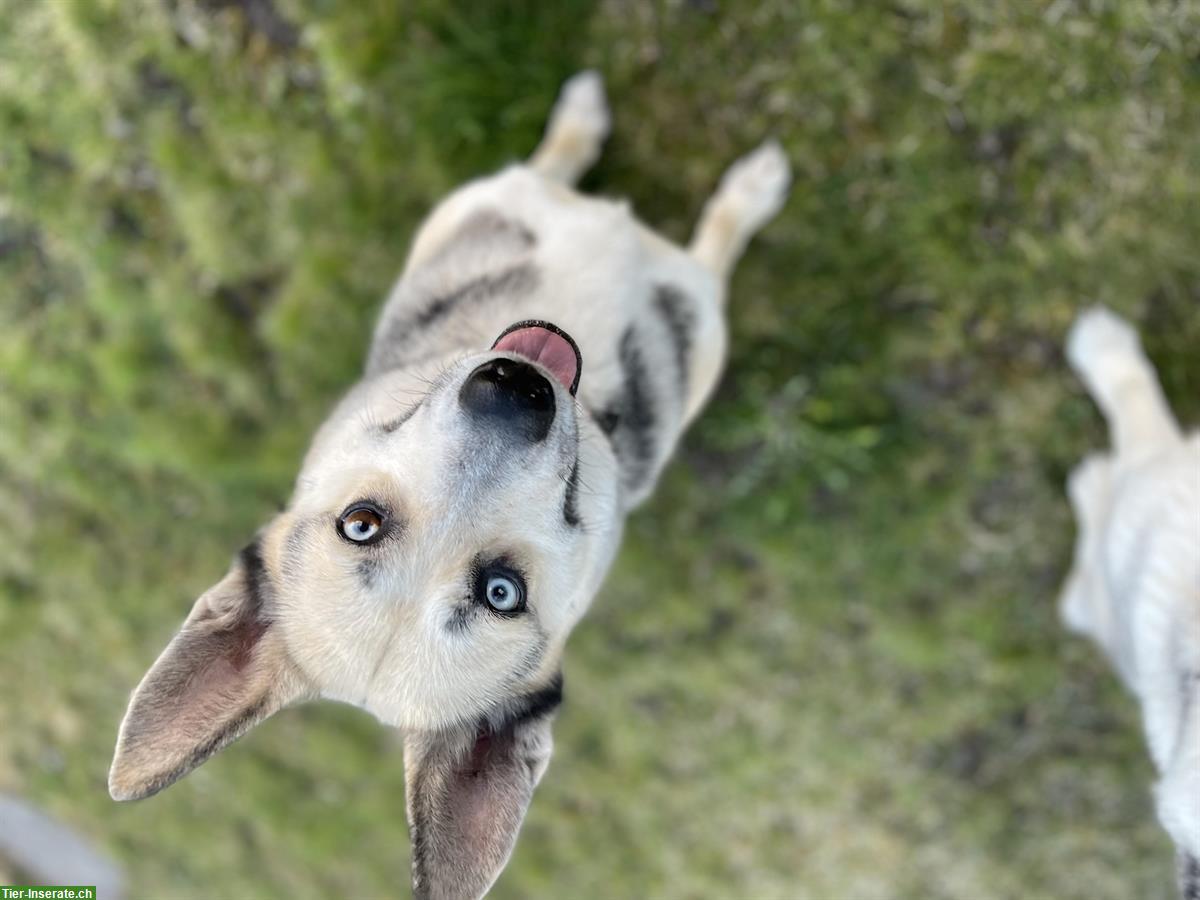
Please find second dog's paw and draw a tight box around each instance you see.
[552,70,610,142]
[718,139,792,233]
[1066,305,1141,374]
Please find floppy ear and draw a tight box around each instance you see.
[404,683,561,900]
[108,541,312,801]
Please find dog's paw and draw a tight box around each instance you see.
[717,139,792,235]
[551,70,610,143]
[1066,305,1141,374]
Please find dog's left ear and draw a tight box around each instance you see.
[404,696,559,900]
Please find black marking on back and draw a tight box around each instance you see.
[369,210,538,377]
[594,407,621,436]
[604,327,657,494]
[420,263,539,330]
[563,459,582,528]
[654,283,695,395]
[430,209,536,263]
[370,263,540,374]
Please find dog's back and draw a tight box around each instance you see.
[366,165,724,508]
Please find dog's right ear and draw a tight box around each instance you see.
[108,540,312,801]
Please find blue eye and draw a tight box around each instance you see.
[486,575,520,611]
[476,565,526,614]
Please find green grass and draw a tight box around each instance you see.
[2,1,1198,898]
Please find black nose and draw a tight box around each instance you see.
[459,358,556,442]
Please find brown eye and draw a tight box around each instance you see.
[339,505,384,544]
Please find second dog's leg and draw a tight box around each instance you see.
[689,140,791,285]
[1066,307,1183,459]
[529,71,610,186]
[1059,454,1117,648]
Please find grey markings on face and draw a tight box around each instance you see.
[379,400,421,434]
[511,629,550,682]
[356,557,380,588]
[563,459,582,528]
[285,512,397,590]
[654,283,695,395]
[444,602,472,635]
[281,519,312,581]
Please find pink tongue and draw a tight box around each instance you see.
[492,326,580,393]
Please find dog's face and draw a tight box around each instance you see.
[109,323,622,898]
[278,322,617,730]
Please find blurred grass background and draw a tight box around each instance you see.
[1,0,1198,898]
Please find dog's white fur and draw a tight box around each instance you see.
[1060,306,1200,892]
[109,71,790,899]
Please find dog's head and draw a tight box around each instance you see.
[109,321,621,898]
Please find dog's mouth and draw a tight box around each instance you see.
[491,320,582,396]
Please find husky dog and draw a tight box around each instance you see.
[108,71,790,898]
[1060,307,1200,898]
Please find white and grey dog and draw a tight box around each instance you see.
[108,71,790,898]
[1060,307,1200,897]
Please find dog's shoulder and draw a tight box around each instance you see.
[403,165,632,273]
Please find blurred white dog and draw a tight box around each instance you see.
[1061,306,1200,897]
